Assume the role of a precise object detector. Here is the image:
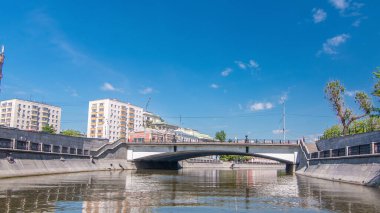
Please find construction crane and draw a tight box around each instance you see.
[0,45,4,91]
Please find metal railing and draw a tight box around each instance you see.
[310,142,379,159]
[127,138,300,145]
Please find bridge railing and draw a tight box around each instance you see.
[309,142,380,159]
[0,137,90,157]
[127,139,300,145]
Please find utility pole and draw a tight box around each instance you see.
[179,115,182,142]
[282,100,286,141]
[0,45,5,92]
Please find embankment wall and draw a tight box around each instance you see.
[297,155,380,186]
[0,150,134,179]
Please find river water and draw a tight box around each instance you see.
[0,169,379,213]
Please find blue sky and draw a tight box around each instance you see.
[0,0,379,141]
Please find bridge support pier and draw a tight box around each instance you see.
[285,164,296,175]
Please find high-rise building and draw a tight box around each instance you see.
[87,99,144,142]
[0,99,61,132]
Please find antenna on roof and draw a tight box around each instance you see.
[145,97,151,112]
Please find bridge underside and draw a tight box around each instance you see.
[133,150,295,170]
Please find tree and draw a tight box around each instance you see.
[42,125,56,134]
[220,155,252,162]
[61,129,83,137]
[322,117,380,140]
[372,67,380,116]
[325,80,372,135]
[322,125,342,139]
[215,130,226,142]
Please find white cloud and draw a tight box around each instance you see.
[234,61,247,70]
[312,8,327,23]
[140,87,154,95]
[210,84,219,89]
[329,0,365,17]
[65,86,79,97]
[318,34,350,55]
[329,0,349,11]
[101,82,122,92]
[248,60,259,69]
[249,102,273,111]
[235,59,260,70]
[345,90,358,97]
[221,68,233,77]
[272,129,289,135]
[352,16,367,27]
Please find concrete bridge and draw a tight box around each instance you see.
[95,139,306,173]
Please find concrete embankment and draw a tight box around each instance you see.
[0,151,134,179]
[296,153,380,187]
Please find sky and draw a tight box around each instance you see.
[0,0,379,141]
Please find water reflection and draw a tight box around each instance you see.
[0,169,378,212]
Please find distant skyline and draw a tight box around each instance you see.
[0,0,379,141]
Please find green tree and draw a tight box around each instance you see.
[325,80,372,135]
[372,67,380,116]
[220,155,252,162]
[61,129,83,137]
[322,117,380,139]
[42,125,56,134]
[322,125,342,139]
[215,130,226,142]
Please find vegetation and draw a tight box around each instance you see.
[61,129,83,137]
[220,155,252,162]
[42,125,56,134]
[372,67,380,116]
[215,130,226,142]
[321,117,380,140]
[324,80,372,135]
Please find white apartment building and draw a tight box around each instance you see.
[87,99,144,142]
[0,99,61,132]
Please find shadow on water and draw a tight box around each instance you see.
[0,169,379,212]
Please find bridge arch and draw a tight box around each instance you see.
[134,150,294,164]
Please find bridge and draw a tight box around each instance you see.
[94,139,308,174]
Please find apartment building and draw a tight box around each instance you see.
[87,99,144,142]
[0,99,61,132]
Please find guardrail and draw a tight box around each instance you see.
[310,142,380,159]
[0,138,90,156]
[127,139,300,145]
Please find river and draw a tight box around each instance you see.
[0,168,379,212]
